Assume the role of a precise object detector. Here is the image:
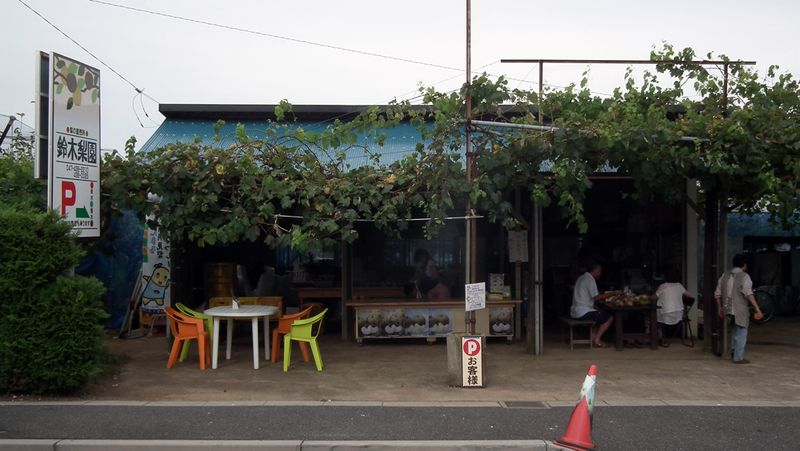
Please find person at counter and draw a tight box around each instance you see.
[570,262,620,348]
[413,249,451,299]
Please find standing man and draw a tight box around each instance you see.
[571,262,618,348]
[714,254,763,364]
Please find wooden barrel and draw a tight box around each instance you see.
[204,262,237,299]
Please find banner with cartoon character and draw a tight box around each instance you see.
[140,217,170,312]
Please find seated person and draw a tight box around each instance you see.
[412,248,450,299]
[427,280,451,299]
[652,269,692,347]
[570,262,620,348]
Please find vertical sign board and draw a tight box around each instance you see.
[140,216,171,312]
[46,52,101,237]
[465,282,486,312]
[462,336,483,387]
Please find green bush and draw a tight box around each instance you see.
[0,205,107,394]
[0,204,84,298]
[0,276,106,393]
[0,153,46,211]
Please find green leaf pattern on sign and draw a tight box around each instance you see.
[52,55,100,110]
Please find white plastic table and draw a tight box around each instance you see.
[204,305,278,369]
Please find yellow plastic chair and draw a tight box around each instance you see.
[175,303,213,362]
[272,306,313,363]
[283,308,327,372]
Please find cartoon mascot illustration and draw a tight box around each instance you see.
[141,263,170,307]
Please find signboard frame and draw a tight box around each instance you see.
[45,52,101,238]
[461,335,484,387]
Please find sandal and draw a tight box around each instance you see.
[594,341,610,348]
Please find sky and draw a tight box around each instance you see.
[3,0,799,152]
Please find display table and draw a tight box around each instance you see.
[348,298,521,344]
[599,303,659,351]
[204,305,278,369]
[295,287,405,306]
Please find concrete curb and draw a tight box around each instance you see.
[2,399,799,407]
[0,439,561,450]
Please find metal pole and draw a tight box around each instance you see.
[502,58,755,66]
[538,61,543,125]
[717,63,731,356]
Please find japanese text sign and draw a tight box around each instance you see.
[461,336,483,387]
[465,282,486,312]
[47,52,100,237]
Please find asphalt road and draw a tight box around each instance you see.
[1,404,798,450]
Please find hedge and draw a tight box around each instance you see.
[0,205,107,394]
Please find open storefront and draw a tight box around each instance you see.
[134,104,700,355]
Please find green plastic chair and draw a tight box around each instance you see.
[283,308,327,372]
[175,303,214,362]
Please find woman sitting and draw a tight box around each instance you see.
[653,269,692,347]
[413,249,451,299]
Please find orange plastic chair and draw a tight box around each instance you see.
[271,306,313,363]
[165,306,210,370]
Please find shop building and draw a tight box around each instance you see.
[138,103,701,352]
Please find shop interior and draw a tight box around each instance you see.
[173,178,685,342]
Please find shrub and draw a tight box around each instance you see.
[0,152,46,211]
[0,205,107,394]
[0,205,84,298]
[0,276,106,393]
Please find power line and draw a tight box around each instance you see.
[17,0,159,104]
[89,0,465,73]
[89,1,587,96]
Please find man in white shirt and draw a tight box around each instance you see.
[571,263,618,348]
[714,254,763,364]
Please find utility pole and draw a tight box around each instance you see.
[464,0,476,334]
[0,115,16,148]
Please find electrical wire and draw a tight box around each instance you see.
[131,92,159,129]
[17,0,160,104]
[89,0,465,73]
[130,93,144,128]
[87,1,615,98]
[138,91,161,126]
[0,114,34,131]
[86,1,588,94]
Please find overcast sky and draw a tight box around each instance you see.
[4,0,799,151]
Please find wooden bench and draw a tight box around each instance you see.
[560,317,595,350]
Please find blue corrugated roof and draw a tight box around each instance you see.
[140,119,426,167]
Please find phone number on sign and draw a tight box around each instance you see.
[65,164,90,180]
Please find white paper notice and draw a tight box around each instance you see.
[465,282,486,312]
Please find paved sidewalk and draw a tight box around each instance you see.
[0,439,558,450]
[2,317,798,451]
[10,315,790,405]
